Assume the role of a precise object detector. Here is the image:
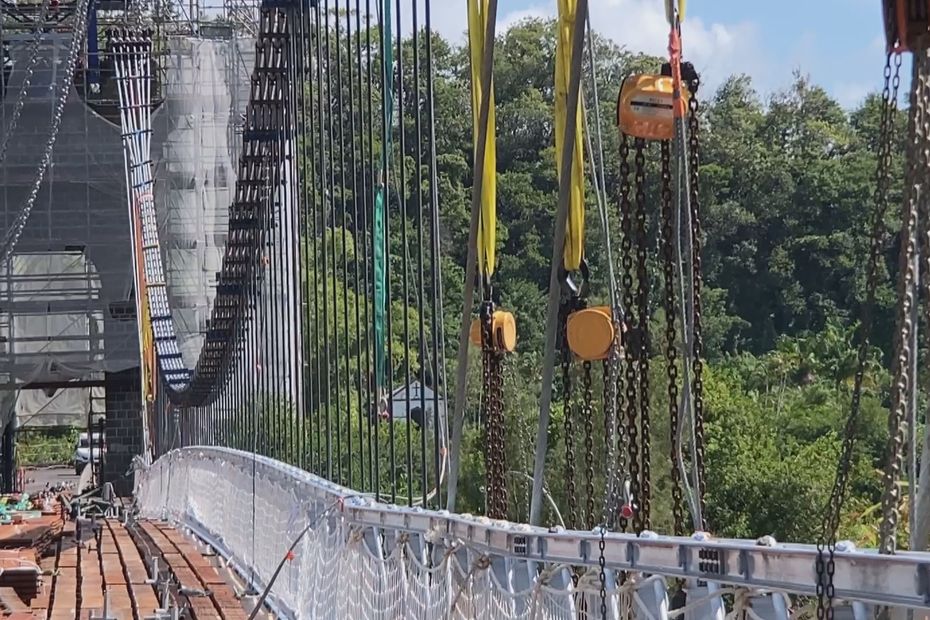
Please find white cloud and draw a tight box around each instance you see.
[426,0,766,97]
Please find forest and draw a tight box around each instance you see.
[240,16,913,547]
[429,18,908,545]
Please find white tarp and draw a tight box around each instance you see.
[1,253,104,427]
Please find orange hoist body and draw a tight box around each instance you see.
[884,0,930,51]
[469,310,517,353]
[617,74,691,141]
[566,306,615,362]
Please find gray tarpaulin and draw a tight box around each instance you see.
[0,32,255,425]
[152,36,253,369]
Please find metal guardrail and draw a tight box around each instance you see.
[134,447,930,617]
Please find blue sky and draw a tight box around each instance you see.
[429,0,897,109]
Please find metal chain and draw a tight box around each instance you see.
[561,307,578,529]
[660,139,685,536]
[490,349,507,518]
[0,0,54,167]
[583,360,596,530]
[1,0,91,268]
[879,50,927,556]
[633,138,651,531]
[602,341,622,528]
[618,133,636,533]
[481,305,508,519]
[598,526,608,619]
[127,0,149,27]
[687,85,708,527]
[815,51,901,620]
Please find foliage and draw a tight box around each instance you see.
[277,17,915,546]
[16,428,79,467]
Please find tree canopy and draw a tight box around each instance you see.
[283,16,911,546]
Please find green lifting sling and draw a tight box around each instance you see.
[373,0,393,413]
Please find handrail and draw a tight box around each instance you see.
[135,447,930,612]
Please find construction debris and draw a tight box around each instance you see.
[0,492,264,620]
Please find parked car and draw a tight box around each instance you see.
[73,432,104,476]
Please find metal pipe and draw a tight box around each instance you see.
[529,0,589,526]
[446,0,499,512]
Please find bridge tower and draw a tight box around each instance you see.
[0,0,257,493]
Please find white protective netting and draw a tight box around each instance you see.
[133,448,692,620]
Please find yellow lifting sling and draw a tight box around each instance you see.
[468,0,497,279]
[556,0,585,273]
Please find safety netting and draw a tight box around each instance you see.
[135,448,893,620]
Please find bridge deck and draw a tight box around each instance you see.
[0,504,257,620]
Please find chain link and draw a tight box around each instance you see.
[816,51,901,619]
[481,304,508,519]
[0,0,54,167]
[688,83,708,528]
[561,305,578,529]
[1,0,90,268]
[880,49,927,557]
[598,526,608,619]
[603,339,622,528]
[582,360,596,530]
[659,139,685,536]
[618,133,636,533]
[633,138,651,531]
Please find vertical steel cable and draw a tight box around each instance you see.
[309,3,323,475]
[394,0,413,505]
[322,0,342,481]
[424,0,445,510]
[319,1,334,479]
[295,0,312,471]
[411,0,429,506]
[286,1,303,465]
[345,0,366,490]
[333,0,350,484]
[365,0,376,500]
[268,30,284,460]
[355,0,374,493]
[380,0,398,502]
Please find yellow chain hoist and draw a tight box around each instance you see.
[555,0,615,364]
[613,0,707,536]
[617,74,691,141]
[466,0,514,520]
[467,0,515,356]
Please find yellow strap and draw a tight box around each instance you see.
[556,0,585,272]
[468,0,497,278]
[666,0,686,24]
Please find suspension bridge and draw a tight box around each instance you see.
[1,0,930,617]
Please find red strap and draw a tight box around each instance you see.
[668,26,686,119]
[896,0,909,52]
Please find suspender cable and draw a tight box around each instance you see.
[666,3,703,532]
[345,0,366,493]
[446,0,498,513]
[411,0,429,507]
[465,0,513,520]
[373,0,392,425]
[365,0,379,497]
[529,0,588,527]
[395,0,414,507]
[424,0,449,511]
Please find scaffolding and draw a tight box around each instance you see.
[0,0,259,429]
